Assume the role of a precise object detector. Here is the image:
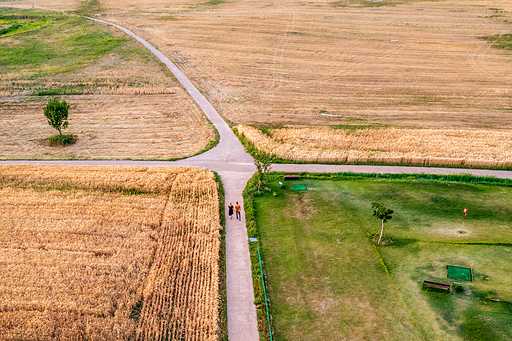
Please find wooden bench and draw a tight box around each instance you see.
[284,172,300,180]
[423,280,450,293]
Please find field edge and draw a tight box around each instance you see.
[215,171,228,341]
[233,127,512,172]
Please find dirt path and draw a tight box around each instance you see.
[2,6,512,341]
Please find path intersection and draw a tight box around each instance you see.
[2,8,512,341]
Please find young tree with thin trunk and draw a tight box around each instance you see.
[253,151,272,192]
[371,201,394,245]
[43,97,70,136]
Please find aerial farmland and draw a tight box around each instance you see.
[1,0,512,340]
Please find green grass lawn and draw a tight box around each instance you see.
[252,175,512,340]
[0,8,125,76]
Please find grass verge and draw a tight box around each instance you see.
[35,87,84,96]
[215,172,228,341]
[243,173,273,341]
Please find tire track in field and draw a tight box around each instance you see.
[468,28,512,82]
[269,1,296,92]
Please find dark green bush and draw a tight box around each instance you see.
[48,134,76,146]
[453,283,464,293]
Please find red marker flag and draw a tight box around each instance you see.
[460,208,468,233]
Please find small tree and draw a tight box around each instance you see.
[43,97,70,136]
[371,201,394,245]
[253,151,272,192]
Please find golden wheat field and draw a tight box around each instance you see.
[0,165,222,341]
[238,125,512,167]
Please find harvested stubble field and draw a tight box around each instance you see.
[0,7,213,160]
[1,95,212,160]
[237,125,512,167]
[89,0,512,126]
[12,0,512,128]
[0,164,222,341]
[12,0,512,163]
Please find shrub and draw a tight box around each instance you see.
[453,283,464,293]
[47,134,76,147]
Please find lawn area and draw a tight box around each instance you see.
[0,8,125,83]
[252,175,512,340]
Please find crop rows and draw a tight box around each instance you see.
[0,165,186,193]
[135,170,221,341]
[0,165,221,340]
[238,125,512,167]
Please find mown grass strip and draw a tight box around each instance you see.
[214,172,228,341]
[243,173,273,341]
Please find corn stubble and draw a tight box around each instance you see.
[0,165,221,341]
[238,125,512,167]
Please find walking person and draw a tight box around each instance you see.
[235,202,241,221]
[228,203,234,220]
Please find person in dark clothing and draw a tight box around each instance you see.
[228,203,234,220]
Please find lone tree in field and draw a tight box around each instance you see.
[371,201,394,245]
[43,97,70,136]
[254,151,272,192]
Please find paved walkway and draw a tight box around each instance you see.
[2,6,512,341]
[89,16,260,341]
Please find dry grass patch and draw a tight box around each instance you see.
[238,125,512,167]
[0,165,222,341]
[0,95,213,160]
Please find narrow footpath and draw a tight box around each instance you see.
[2,7,512,341]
